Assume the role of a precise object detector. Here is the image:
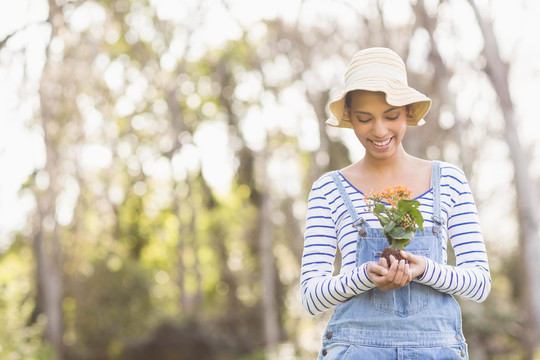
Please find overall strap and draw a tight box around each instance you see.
[328,171,366,235]
[431,160,444,234]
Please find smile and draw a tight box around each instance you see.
[370,137,393,148]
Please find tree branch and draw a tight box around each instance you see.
[0,22,46,50]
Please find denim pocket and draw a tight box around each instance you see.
[372,249,430,316]
[410,344,468,359]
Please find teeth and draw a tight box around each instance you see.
[372,138,392,146]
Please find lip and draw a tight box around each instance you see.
[369,137,394,151]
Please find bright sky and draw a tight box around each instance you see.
[0,0,48,246]
[1,0,540,253]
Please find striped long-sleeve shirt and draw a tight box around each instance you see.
[300,162,491,315]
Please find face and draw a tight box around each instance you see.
[347,91,407,160]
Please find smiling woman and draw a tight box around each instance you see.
[301,47,490,360]
[347,91,408,160]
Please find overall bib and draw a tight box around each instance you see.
[319,162,468,360]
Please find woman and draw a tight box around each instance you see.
[300,47,490,359]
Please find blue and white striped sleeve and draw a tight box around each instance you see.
[416,165,491,303]
[300,177,375,315]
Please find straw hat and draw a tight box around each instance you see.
[326,47,431,128]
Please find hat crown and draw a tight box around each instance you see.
[326,47,431,128]
[344,47,408,87]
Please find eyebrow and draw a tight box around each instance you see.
[354,107,401,116]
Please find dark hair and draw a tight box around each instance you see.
[344,91,355,112]
[345,91,413,118]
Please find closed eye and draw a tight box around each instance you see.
[386,112,400,120]
[356,116,371,123]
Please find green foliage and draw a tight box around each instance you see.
[0,243,56,359]
[64,257,154,359]
[117,191,151,259]
[399,200,425,232]
[0,0,535,358]
[366,188,424,250]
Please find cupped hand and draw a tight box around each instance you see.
[399,250,427,279]
[366,255,412,291]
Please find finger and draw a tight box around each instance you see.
[393,260,406,285]
[374,265,388,277]
[400,260,412,287]
[367,262,388,282]
[386,256,399,280]
[379,256,389,269]
[400,250,415,263]
[387,259,401,284]
[400,263,411,287]
[371,261,389,276]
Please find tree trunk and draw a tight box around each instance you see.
[259,146,280,354]
[411,0,475,174]
[31,3,68,357]
[37,80,65,360]
[467,0,540,354]
[174,180,187,314]
[38,226,64,358]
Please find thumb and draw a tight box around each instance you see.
[376,264,388,276]
[400,250,419,265]
[400,250,412,260]
[369,261,388,276]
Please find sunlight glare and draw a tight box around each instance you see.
[193,121,235,195]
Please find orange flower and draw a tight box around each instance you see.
[363,184,424,250]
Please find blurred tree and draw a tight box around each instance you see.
[1,0,539,359]
[31,0,76,357]
[467,0,540,356]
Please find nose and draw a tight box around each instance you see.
[371,118,387,138]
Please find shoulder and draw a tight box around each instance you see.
[437,162,474,202]
[309,171,339,197]
[438,161,468,183]
[307,172,344,215]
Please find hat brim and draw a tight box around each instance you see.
[326,78,431,128]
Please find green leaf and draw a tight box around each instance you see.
[375,214,390,226]
[388,226,407,239]
[397,199,424,232]
[394,238,411,250]
[397,199,420,213]
[374,203,386,214]
[410,208,424,231]
[383,221,396,235]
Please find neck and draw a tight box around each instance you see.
[361,146,410,174]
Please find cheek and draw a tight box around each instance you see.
[352,127,369,143]
[393,119,407,137]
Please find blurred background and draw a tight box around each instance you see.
[1,0,540,359]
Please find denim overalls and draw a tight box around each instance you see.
[319,161,468,360]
